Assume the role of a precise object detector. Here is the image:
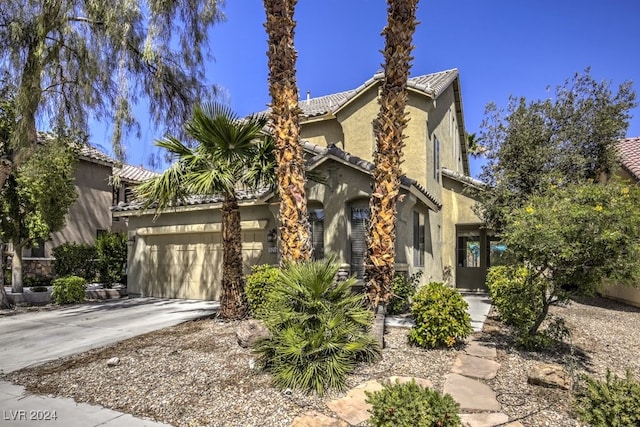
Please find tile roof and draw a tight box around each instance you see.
[114,164,160,183]
[303,141,442,210]
[262,69,459,119]
[112,188,273,213]
[79,144,117,165]
[619,137,640,181]
[441,168,486,188]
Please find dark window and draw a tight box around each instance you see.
[124,187,134,203]
[434,137,440,181]
[30,239,45,258]
[413,211,425,266]
[309,209,324,261]
[350,207,370,279]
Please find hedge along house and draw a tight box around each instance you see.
[114,69,490,300]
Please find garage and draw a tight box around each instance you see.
[124,215,274,300]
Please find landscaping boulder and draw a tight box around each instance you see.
[236,319,270,348]
[527,363,572,390]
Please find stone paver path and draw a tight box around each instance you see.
[451,354,501,380]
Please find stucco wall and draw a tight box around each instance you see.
[300,119,344,148]
[600,282,640,308]
[441,176,483,286]
[47,160,113,256]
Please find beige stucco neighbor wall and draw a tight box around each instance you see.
[47,160,113,256]
[600,281,640,308]
[300,119,344,148]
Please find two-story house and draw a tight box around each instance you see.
[19,145,158,280]
[115,69,489,301]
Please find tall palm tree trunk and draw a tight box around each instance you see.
[220,193,248,319]
[264,0,312,263]
[365,0,419,308]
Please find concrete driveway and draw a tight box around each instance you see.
[0,297,219,374]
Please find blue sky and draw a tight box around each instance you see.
[101,0,640,177]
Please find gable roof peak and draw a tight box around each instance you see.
[291,68,460,119]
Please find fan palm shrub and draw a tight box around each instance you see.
[254,257,381,395]
[135,103,275,320]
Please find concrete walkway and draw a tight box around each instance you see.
[0,381,170,426]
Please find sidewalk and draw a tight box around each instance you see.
[0,381,170,426]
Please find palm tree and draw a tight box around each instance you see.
[135,103,274,320]
[365,0,419,309]
[264,0,312,263]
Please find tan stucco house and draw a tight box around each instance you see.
[599,136,640,307]
[19,145,157,279]
[115,69,492,300]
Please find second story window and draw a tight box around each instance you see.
[434,137,440,182]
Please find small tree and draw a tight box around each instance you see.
[498,182,640,340]
[0,136,78,293]
[475,69,637,230]
[96,232,127,286]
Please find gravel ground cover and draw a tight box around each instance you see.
[5,295,640,426]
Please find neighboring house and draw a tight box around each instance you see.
[20,144,157,279]
[115,69,491,301]
[600,136,640,307]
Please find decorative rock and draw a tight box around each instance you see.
[527,363,572,390]
[326,379,383,426]
[386,376,433,389]
[464,341,497,359]
[443,373,501,411]
[236,319,270,348]
[106,357,120,367]
[289,411,348,427]
[451,354,501,380]
[460,412,510,427]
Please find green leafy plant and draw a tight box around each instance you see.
[254,257,381,395]
[245,264,280,318]
[387,271,422,315]
[24,275,52,288]
[29,285,49,292]
[409,282,472,348]
[486,265,545,331]
[574,370,640,427]
[366,379,460,427]
[487,265,571,350]
[51,276,87,304]
[52,243,98,281]
[96,232,127,287]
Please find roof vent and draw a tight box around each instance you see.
[306,90,310,102]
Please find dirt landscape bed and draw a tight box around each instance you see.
[5,295,640,427]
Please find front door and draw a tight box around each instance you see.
[455,227,488,291]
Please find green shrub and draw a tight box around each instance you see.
[51,276,87,304]
[387,271,422,315]
[24,275,52,287]
[96,232,127,286]
[487,265,570,350]
[245,264,280,318]
[52,243,98,281]
[409,282,472,348]
[254,257,381,395]
[486,265,544,331]
[366,379,460,427]
[29,285,49,292]
[574,370,640,427]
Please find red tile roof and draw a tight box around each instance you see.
[619,137,640,181]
